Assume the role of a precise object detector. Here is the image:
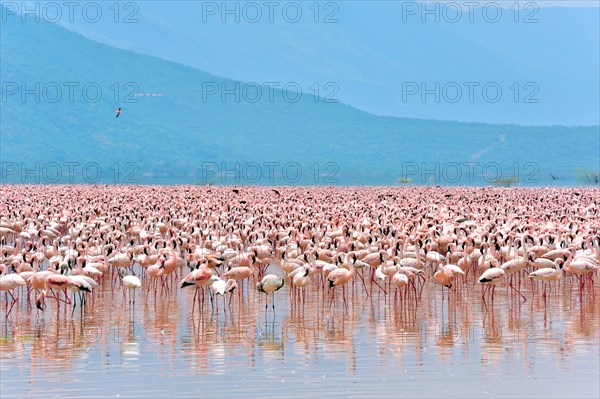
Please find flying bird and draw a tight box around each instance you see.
[115,107,122,118]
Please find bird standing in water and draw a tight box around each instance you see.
[257,274,284,312]
[122,270,141,305]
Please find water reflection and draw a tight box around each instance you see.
[1,276,599,398]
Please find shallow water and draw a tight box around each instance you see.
[1,269,599,398]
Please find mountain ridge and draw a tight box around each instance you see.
[1,6,598,185]
[43,2,600,126]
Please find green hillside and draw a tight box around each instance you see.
[1,9,598,185]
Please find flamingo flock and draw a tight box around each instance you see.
[0,185,598,319]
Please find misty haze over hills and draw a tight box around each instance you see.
[42,1,600,126]
[0,3,598,185]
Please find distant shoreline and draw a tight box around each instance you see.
[1,184,598,189]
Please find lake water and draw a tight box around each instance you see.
[1,268,599,398]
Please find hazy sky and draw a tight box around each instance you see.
[3,0,600,8]
[423,1,599,6]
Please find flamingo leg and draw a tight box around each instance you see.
[508,281,526,302]
[5,291,18,319]
[372,279,387,295]
[356,270,369,298]
[272,293,276,312]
